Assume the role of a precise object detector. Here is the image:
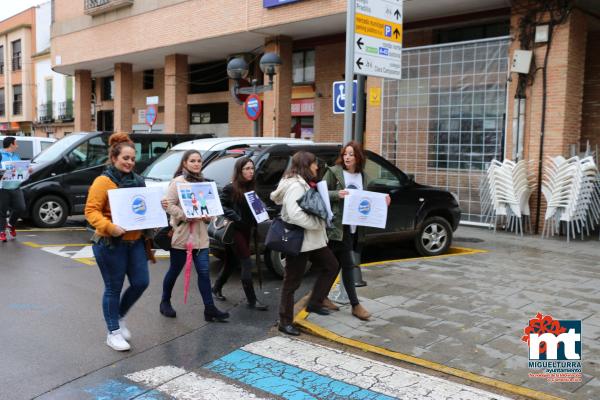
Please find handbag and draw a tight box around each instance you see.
[265,217,304,257]
[208,215,235,244]
[153,226,173,251]
[297,188,328,220]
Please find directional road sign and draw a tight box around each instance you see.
[333,80,357,114]
[353,0,403,80]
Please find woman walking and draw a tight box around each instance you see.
[160,150,229,322]
[85,133,150,351]
[270,151,338,336]
[323,141,390,320]
[212,157,268,311]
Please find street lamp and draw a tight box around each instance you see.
[227,52,282,137]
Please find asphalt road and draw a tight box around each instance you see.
[0,217,431,400]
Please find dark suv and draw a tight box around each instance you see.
[22,132,214,228]
[202,143,461,277]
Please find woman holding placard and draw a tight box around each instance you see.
[322,141,391,321]
[85,133,150,351]
[211,157,268,311]
[160,149,229,323]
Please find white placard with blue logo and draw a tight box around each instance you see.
[341,189,388,229]
[108,186,168,231]
[332,80,357,115]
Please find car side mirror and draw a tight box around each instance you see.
[407,173,415,182]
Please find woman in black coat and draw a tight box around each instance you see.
[211,157,268,310]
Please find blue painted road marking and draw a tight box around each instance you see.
[84,379,166,400]
[204,349,395,400]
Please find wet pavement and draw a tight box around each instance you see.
[303,226,600,400]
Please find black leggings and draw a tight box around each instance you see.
[328,227,360,307]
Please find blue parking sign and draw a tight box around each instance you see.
[332,81,357,114]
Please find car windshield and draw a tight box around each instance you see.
[32,134,86,164]
[142,149,206,181]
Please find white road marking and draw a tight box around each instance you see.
[242,337,513,400]
[126,366,273,400]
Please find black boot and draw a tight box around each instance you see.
[212,286,226,301]
[204,304,229,322]
[160,300,176,318]
[242,280,268,311]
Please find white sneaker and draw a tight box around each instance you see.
[119,318,131,341]
[106,330,130,351]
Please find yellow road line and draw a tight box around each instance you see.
[295,318,563,400]
[22,242,90,248]
[359,246,487,267]
[74,258,96,266]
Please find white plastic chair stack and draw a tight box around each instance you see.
[541,156,600,242]
[480,159,534,236]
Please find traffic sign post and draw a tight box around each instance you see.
[333,80,357,114]
[244,94,262,138]
[353,0,403,80]
[146,104,157,132]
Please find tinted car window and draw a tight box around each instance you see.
[202,154,244,187]
[365,157,401,189]
[67,136,107,170]
[142,150,187,181]
[16,141,34,159]
[255,154,289,186]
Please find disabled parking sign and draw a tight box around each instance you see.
[333,81,357,115]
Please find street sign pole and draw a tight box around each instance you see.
[343,0,356,145]
[354,74,365,143]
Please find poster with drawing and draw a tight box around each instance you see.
[244,191,269,223]
[176,181,224,218]
[1,161,30,188]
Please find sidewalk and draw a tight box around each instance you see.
[296,226,600,400]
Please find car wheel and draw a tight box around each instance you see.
[265,250,311,279]
[32,195,68,228]
[415,216,452,256]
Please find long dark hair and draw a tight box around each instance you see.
[174,150,204,179]
[284,151,317,183]
[335,140,365,173]
[231,157,256,203]
[108,132,135,165]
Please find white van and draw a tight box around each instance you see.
[143,136,313,191]
[0,135,56,160]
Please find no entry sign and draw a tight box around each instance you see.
[244,94,262,121]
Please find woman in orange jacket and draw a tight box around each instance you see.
[85,133,150,352]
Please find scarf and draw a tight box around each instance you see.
[182,168,204,183]
[103,165,146,188]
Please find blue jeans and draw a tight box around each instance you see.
[92,239,149,332]
[162,248,213,306]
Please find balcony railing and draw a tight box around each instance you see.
[84,0,134,16]
[58,100,74,121]
[13,101,22,116]
[37,103,53,122]
[0,63,4,75]
[12,56,21,71]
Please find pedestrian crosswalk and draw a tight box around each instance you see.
[84,336,512,400]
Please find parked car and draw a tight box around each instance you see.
[0,135,56,160]
[20,131,214,228]
[142,136,314,189]
[201,143,462,277]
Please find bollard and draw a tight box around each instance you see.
[351,250,367,287]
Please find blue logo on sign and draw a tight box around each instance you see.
[333,81,357,114]
[131,196,147,216]
[384,25,392,37]
[358,199,371,216]
[379,47,389,56]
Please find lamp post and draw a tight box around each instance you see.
[227,52,282,137]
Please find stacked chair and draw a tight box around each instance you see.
[480,159,535,236]
[541,155,600,242]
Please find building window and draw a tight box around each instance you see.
[0,46,4,75]
[13,85,23,115]
[101,76,114,100]
[143,69,154,90]
[292,50,315,84]
[12,40,22,71]
[189,103,228,124]
[0,88,5,116]
[436,21,510,44]
[189,61,228,94]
